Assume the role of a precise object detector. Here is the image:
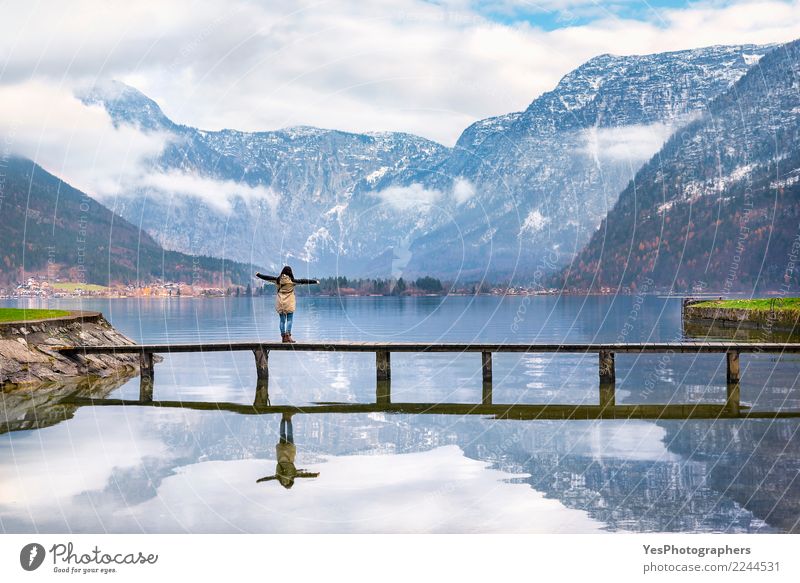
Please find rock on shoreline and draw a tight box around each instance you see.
[0,311,143,386]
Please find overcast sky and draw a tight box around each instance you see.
[0,0,798,202]
[2,0,799,145]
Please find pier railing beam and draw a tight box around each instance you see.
[376,350,391,382]
[481,351,493,405]
[253,346,269,381]
[599,350,615,384]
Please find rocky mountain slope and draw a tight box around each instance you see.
[0,157,258,286]
[398,44,772,279]
[83,44,771,281]
[554,39,800,293]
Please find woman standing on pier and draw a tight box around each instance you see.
[256,266,319,343]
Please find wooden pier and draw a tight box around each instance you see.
[54,340,800,418]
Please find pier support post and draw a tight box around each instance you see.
[253,346,269,381]
[599,382,615,410]
[726,381,741,416]
[139,378,153,403]
[726,351,741,415]
[376,350,391,382]
[254,379,270,407]
[725,351,741,415]
[139,351,154,381]
[599,350,615,384]
[726,351,740,384]
[139,351,154,403]
[376,380,391,405]
[481,351,493,405]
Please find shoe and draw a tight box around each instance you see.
[281,333,289,343]
[286,333,297,343]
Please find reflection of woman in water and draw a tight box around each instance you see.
[257,413,319,489]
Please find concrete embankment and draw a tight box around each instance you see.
[0,311,142,386]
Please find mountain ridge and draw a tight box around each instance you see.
[0,156,259,287]
[552,38,800,292]
[80,42,774,282]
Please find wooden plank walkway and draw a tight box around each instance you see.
[54,341,800,418]
[55,340,800,354]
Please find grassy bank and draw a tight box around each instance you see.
[0,308,71,323]
[692,298,800,312]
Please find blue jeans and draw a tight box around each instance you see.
[279,312,293,335]
[280,417,294,444]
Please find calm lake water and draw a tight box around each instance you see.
[2,295,799,533]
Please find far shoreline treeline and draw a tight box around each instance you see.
[247,276,491,297]
[7,274,794,299]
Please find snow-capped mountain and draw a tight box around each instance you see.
[82,44,771,280]
[384,43,772,280]
[555,39,800,292]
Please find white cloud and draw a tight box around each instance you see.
[452,177,476,204]
[43,445,604,533]
[0,80,280,213]
[140,170,280,214]
[0,408,168,510]
[0,80,169,196]
[372,183,443,211]
[582,122,680,164]
[0,1,797,145]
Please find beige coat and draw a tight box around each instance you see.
[275,274,297,314]
[276,441,297,465]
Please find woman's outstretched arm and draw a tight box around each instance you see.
[255,272,279,282]
[295,471,321,478]
[294,278,320,285]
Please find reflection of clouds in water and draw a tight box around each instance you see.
[518,354,597,403]
[580,423,681,462]
[116,445,603,533]
[3,445,603,533]
[391,354,480,403]
[328,369,352,401]
[0,408,170,513]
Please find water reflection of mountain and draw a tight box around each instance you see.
[3,380,797,533]
[659,420,799,533]
[65,408,796,532]
[461,419,785,533]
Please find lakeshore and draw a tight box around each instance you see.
[0,309,143,386]
[683,297,800,334]
[3,275,785,301]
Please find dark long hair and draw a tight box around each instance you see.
[279,265,295,281]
